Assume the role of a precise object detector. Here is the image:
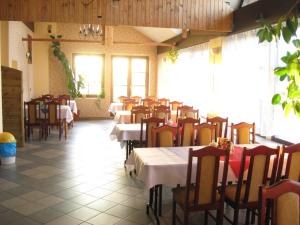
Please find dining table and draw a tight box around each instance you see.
[125,143,281,224]
[110,123,146,162]
[69,100,78,114]
[108,102,123,115]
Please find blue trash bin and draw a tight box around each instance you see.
[0,132,16,165]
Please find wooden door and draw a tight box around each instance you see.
[1,66,24,147]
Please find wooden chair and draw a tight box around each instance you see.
[231,122,256,144]
[118,96,129,103]
[207,116,228,141]
[259,179,300,225]
[224,145,280,225]
[131,96,141,104]
[194,123,216,145]
[123,99,137,111]
[140,117,165,147]
[153,106,171,122]
[131,107,151,123]
[152,125,179,147]
[58,94,71,105]
[44,101,64,140]
[172,146,230,225]
[177,106,198,121]
[42,94,54,101]
[24,101,43,140]
[142,98,159,110]
[276,143,300,182]
[170,101,183,111]
[158,98,170,106]
[178,118,200,146]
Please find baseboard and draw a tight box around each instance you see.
[78,117,113,121]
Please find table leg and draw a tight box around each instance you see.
[158,185,162,216]
[64,119,67,140]
[146,186,160,225]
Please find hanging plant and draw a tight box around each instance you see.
[257,1,300,117]
[166,46,179,63]
[95,87,105,109]
[50,35,84,99]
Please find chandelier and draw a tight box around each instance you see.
[79,24,103,38]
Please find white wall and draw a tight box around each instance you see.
[8,21,34,101]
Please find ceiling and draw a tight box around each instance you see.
[133,27,182,43]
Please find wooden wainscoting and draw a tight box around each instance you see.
[1,66,24,147]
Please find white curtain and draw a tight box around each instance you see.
[157,29,300,142]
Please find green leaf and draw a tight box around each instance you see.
[293,39,300,48]
[282,26,292,43]
[274,67,288,76]
[280,74,287,81]
[272,94,282,105]
[287,18,297,35]
[290,90,300,99]
[287,82,298,98]
[284,103,292,117]
[293,101,300,117]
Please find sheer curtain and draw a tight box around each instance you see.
[157,28,300,142]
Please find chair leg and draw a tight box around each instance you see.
[183,210,189,225]
[233,209,239,225]
[245,209,251,225]
[217,207,224,225]
[172,200,176,225]
[204,210,208,225]
[251,209,256,224]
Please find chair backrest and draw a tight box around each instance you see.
[123,99,137,111]
[231,122,256,144]
[141,117,165,147]
[153,107,171,122]
[235,145,280,205]
[185,146,230,207]
[46,102,61,124]
[25,101,40,124]
[170,101,183,111]
[131,96,141,104]
[194,123,216,146]
[152,125,178,147]
[118,96,129,103]
[158,98,170,106]
[207,116,228,140]
[277,143,300,182]
[259,179,300,225]
[176,105,196,121]
[142,98,155,107]
[178,118,200,146]
[42,94,54,101]
[131,108,151,123]
[58,95,71,105]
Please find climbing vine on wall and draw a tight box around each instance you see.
[50,35,84,99]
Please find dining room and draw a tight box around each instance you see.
[0,0,300,225]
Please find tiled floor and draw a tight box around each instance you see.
[0,120,261,225]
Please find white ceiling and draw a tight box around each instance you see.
[133,26,181,42]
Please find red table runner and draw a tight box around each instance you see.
[229,146,250,178]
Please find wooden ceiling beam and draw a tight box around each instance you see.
[233,0,299,34]
[0,0,233,32]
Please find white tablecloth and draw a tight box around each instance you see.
[114,110,131,123]
[70,100,78,114]
[109,102,123,114]
[126,144,279,189]
[60,105,74,123]
[110,123,145,142]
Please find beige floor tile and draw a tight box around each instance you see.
[20,191,49,201]
[103,192,131,203]
[70,194,97,205]
[0,197,28,209]
[36,195,64,207]
[68,206,100,220]
[45,215,83,225]
[13,202,46,215]
[87,213,121,225]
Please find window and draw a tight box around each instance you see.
[73,54,104,96]
[112,56,148,101]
